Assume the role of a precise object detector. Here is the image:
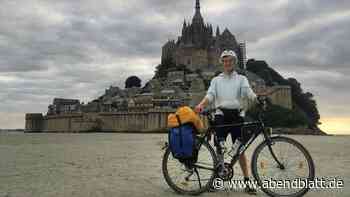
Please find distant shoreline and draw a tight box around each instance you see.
[1,128,348,136]
[0,129,25,132]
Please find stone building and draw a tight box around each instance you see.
[161,0,247,71]
[25,113,44,132]
[47,98,81,115]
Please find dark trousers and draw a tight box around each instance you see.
[214,109,244,146]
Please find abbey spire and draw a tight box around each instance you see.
[192,0,204,25]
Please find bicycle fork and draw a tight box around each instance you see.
[266,139,285,170]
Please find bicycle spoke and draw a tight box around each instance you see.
[253,137,314,196]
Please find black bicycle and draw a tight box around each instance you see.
[162,97,315,196]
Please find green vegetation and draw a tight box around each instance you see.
[247,104,308,128]
[125,76,142,88]
[153,58,194,80]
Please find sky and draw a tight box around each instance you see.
[0,0,349,134]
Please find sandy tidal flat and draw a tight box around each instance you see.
[0,132,349,197]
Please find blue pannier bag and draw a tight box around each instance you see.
[168,115,197,162]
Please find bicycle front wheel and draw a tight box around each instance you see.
[251,136,315,197]
[162,139,217,195]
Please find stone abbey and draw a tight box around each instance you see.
[162,0,247,72]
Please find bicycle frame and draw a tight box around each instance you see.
[194,108,285,172]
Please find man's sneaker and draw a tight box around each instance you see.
[244,178,257,195]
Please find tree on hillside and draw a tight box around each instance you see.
[287,78,320,128]
[153,59,175,79]
[125,76,142,88]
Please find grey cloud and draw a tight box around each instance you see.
[0,0,180,73]
[260,18,350,71]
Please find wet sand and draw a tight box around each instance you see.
[0,132,348,197]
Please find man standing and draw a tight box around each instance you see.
[195,50,257,194]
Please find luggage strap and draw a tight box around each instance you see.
[175,114,183,147]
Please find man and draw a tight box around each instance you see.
[195,50,257,194]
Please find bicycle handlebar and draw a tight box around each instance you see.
[199,108,217,116]
[199,96,268,116]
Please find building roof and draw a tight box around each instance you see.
[53,98,80,105]
[192,0,204,25]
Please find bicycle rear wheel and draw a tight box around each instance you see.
[162,139,217,195]
[251,136,315,197]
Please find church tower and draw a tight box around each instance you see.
[161,0,244,71]
[192,0,205,48]
[192,0,204,25]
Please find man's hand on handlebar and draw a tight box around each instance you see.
[195,103,204,113]
[198,108,217,116]
[257,96,268,110]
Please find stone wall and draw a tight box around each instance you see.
[43,113,98,132]
[25,109,176,133]
[99,109,174,132]
[25,113,44,132]
[25,109,212,133]
[268,86,292,109]
[175,47,214,71]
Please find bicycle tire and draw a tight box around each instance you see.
[162,138,217,195]
[251,136,315,197]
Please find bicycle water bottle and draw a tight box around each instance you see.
[232,139,242,154]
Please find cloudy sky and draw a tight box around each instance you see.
[0,0,349,134]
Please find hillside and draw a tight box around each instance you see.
[246,59,321,131]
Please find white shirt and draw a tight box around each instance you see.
[205,71,257,115]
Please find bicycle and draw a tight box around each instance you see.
[162,97,315,196]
